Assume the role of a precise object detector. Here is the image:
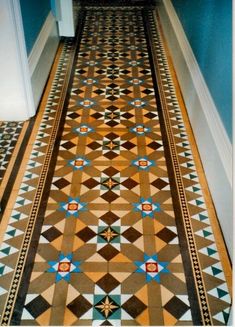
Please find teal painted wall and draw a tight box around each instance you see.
[171,0,232,140]
[20,0,51,55]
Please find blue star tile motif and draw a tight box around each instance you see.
[135,254,170,283]
[82,78,97,85]
[59,197,87,218]
[131,156,155,171]
[128,78,144,86]
[128,59,142,66]
[67,156,90,171]
[129,124,151,135]
[128,45,139,50]
[129,98,146,108]
[86,60,98,66]
[74,124,94,135]
[89,45,100,51]
[133,197,161,218]
[47,253,81,283]
[78,99,96,108]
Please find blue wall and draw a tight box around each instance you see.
[20,0,51,55]
[172,0,232,140]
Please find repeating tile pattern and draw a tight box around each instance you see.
[0,5,231,327]
[0,121,24,183]
[20,8,193,326]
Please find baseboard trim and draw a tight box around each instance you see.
[28,11,60,108]
[158,0,232,256]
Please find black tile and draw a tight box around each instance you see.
[164,296,189,319]
[97,273,120,293]
[122,296,147,318]
[42,226,62,242]
[25,295,50,318]
[67,295,92,318]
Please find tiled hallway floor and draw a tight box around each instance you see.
[0,5,232,326]
[0,122,24,182]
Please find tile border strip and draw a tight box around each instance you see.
[0,120,33,215]
[143,9,208,325]
[145,8,231,325]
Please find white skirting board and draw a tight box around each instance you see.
[28,11,60,108]
[158,0,233,258]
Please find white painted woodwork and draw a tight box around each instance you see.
[29,12,60,108]
[57,0,75,37]
[0,0,35,121]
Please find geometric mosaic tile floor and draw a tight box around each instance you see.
[0,5,232,326]
[0,121,24,183]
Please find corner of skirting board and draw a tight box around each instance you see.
[157,0,233,258]
[29,12,60,109]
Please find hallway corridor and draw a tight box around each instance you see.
[0,3,232,326]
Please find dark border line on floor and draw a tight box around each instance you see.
[0,118,35,219]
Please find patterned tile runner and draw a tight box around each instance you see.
[0,122,24,183]
[0,6,231,326]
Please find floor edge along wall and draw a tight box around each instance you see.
[157,0,233,259]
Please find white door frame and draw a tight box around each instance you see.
[57,0,75,37]
[0,0,35,121]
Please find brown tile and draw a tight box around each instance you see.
[148,307,164,325]
[25,295,50,319]
[98,244,120,261]
[164,296,189,319]
[67,295,92,318]
[122,295,147,318]
[122,227,142,242]
[96,273,120,293]
[76,227,96,242]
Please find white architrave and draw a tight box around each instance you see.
[28,11,59,108]
[57,0,75,37]
[0,0,35,121]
